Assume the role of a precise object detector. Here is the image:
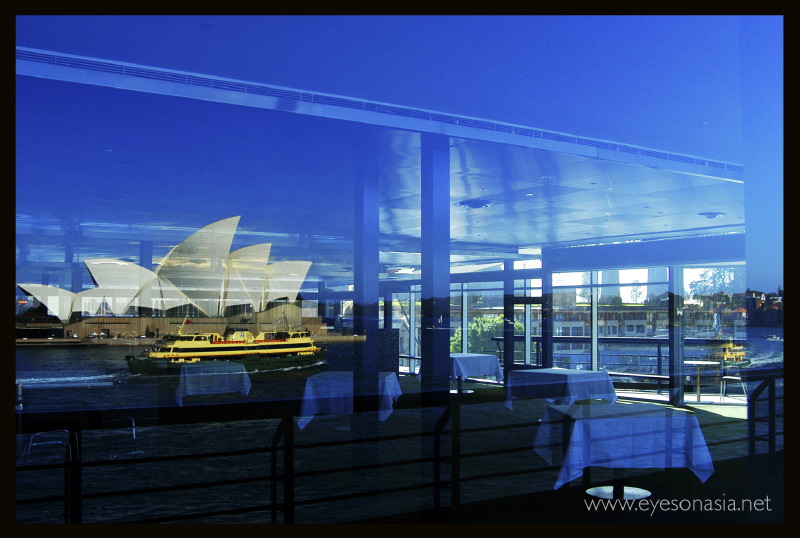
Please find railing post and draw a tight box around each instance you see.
[65,429,82,523]
[450,394,461,508]
[768,377,776,471]
[270,422,281,523]
[432,405,450,509]
[270,416,296,523]
[283,415,295,523]
[656,344,664,394]
[747,384,757,459]
[746,372,781,472]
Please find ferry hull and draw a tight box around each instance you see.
[125,351,324,376]
[124,318,325,375]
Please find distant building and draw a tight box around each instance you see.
[744,290,784,327]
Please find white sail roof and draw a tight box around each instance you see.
[130,274,194,313]
[224,243,272,312]
[73,287,115,316]
[17,283,76,323]
[17,216,312,321]
[265,260,312,303]
[155,216,240,317]
[84,258,160,315]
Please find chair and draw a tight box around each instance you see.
[103,417,145,459]
[720,373,747,402]
[22,430,71,463]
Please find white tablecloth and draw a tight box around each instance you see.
[176,362,252,406]
[533,402,715,489]
[506,368,617,409]
[451,353,504,382]
[297,371,403,429]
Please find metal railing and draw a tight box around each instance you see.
[740,367,784,470]
[15,389,557,524]
[16,367,781,524]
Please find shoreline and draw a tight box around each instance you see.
[16,333,367,348]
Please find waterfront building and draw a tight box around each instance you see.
[15,16,782,524]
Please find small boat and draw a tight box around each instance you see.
[125,318,324,375]
[764,334,783,342]
[707,341,747,363]
[651,328,670,338]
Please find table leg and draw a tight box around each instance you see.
[450,376,474,394]
[613,474,624,500]
[586,485,651,500]
[696,365,702,402]
[585,468,651,500]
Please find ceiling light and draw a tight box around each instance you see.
[459,199,493,209]
[387,267,415,274]
[697,211,726,219]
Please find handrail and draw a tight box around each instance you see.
[490,335,748,344]
[740,367,784,471]
[15,388,468,523]
[15,398,303,435]
[16,372,781,524]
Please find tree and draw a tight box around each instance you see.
[450,315,525,353]
[629,280,644,303]
[688,268,743,297]
[599,295,623,306]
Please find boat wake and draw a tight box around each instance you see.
[747,353,784,368]
[16,371,124,386]
[250,359,326,374]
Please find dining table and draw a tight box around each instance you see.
[413,353,504,392]
[175,362,252,406]
[297,371,403,429]
[450,353,503,392]
[505,367,617,410]
[533,402,715,492]
[684,360,721,403]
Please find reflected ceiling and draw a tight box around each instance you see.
[380,131,743,271]
[15,48,745,290]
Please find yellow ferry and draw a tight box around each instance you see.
[707,341,747,363]
[125,318,323,375]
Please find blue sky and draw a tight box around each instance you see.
[15,15,783,292]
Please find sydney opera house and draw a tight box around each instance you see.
[17,216,312,336]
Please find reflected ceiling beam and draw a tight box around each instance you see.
[17,47,743,182]
[546,234,746,271]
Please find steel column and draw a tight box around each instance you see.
[669,266,685,406]
[503,260,515,377]
[353,127,381,401]
[540,249,554,368]
[419,132,451,404]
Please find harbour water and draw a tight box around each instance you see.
[15,327,783,523]
[15,326,784,406]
